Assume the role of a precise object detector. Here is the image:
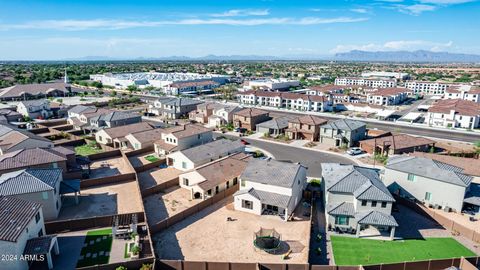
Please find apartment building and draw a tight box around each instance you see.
[405,81,449,95]
[244,78,300,91]
[335,77,397,88]
[237,91,333,113]
[426,99,480,129]
[366,88,410,106]
[444,85,480,103]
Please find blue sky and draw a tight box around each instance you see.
[0,0,479,60]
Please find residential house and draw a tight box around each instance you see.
[0,125,53,154]
[285,115,327,141]
[233,158,307,221]
[0,109,23,123]
[366,88,410,106]
[0,169,63,220]
[256,116,294,137]
[167,139,244,171]
[148,97,203,119]
[154,124,213,155]
[95,122,155,147]
[207,105,242,127]
[319,119,366,148]
[0,148,68,175]
[410,152,480,182]
[384,156,473,212]
[178,153,250,199]
[444,85,480,103]
[67,105,111,131]
[0,82,74,101]
[89,111,141,130]
[426,99,480,129]
[322,163,397,239]
[359,134,436,156]
[16,100,53,120]
[189,102,223,124]
[233,108,270,131]
[0,196,53,270]
[124,128,165,150]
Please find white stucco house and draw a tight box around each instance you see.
[233,158,307,221]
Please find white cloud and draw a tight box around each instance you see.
[0,17,369,31]
[330,40,454,53]
[211,9,270,17]
[350,8,369,13]
[394,4,437,15]
[419,0,476,4]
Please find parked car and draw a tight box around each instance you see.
[346,147,363,156]
[240,139,250,145]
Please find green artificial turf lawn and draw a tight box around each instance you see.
[144,155,161,163]
[331,236,476,266]
[75,144,103,156]
[76,229,113,268]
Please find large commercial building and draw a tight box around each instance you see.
[361,71,410,81]
[90,72,230,95]
[243,78,300,91]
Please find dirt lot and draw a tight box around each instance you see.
[89,156,133,178]
[153,198,310,263]
[59,180,143,220]
[430,208,480,234]
[144,186,200,225]
[137,167,182,190]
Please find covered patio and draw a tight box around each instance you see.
[24,235,60,270]
[355,211,398,240]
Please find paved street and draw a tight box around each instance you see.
[216,134,356,178]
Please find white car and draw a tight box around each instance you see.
[346,147,363,156]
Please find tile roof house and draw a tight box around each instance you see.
[89,111,141,130]
[426,99,480,129]
[0,148,68,175]
[207,105,243,127]
[189,102,224,124]
[366,87,411,106]
[319,119,366,148]
[154,124,213,155]
[125,128,166,150]
[0,196,48,270]
[256,116,295,137]
[0,109,23,123]
[0,82,74,101]
[95,122,156,147]
[0,125,53,155]
[0,169,63,220]
[67,105,112,131]
[384,155,473,212]
[233,158,307,221]
[148,97,203,119]
[166,139,245,171]
[322,163,397,240]
[359,133,436,156]
[233,108,270,131]
[178,153,250,200]
[285,115,327,141]
[16,99,53,120]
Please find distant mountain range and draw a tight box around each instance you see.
[334,50,480,63]
[60,50,480,62]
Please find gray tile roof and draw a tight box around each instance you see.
[355,210,398,227]
[179,139,244,165]
[464,183,480,207]
[241,159,305,188]
[323,163,394,202]
[235,187,291,208]
[321,119,366,131]
[327,202,355,216]
[0,168,62,196]
[91,111,140,122]
[0,148,67,171]
[68,105,95,114]
[24,235,56,255]
[19,99,49,107]
[256,116,293,130]
[386,156,473,187]
[0,196,42,242]
[0,83,71,99]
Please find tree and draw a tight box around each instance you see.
[214,84,238,100]
[474,141,480,158]
[127,85,138,93]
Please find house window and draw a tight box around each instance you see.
[56,200,59,210]
[371,201,377,207]
[183,178,189,186]
[241,180,246,187]
[381,202,387,208]
[35,212,41,223]
[182,162,187,169]
[242,200,253,210]
[207,189,212,196]
[215,186,219,194]
[335,216,349,225]
[233,177,238,185]
[42,192,49,200]
[407,173,416,181]
[361,200,367,206]
[425,192,432,201]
